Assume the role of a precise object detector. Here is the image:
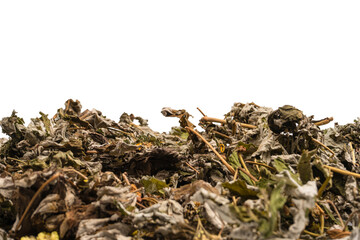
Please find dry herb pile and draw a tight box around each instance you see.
[1,99,360,240]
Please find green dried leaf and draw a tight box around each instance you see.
[140,177,168,195]
[51,151,83,168]
[222,179,258,198]
[39,112,52,135]
[228,150,241,169]
[228,151,252,184]
[259,181,287,237]
[273,157,301,184]
[170,127,189,140]
[297,149,316,184]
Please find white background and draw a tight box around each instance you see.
[0,1,359,137]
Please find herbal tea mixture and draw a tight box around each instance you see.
[0,100,359,240]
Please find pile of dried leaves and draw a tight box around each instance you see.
[1,99,360,240]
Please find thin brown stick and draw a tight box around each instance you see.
[197,107,206,117]
[245,161,277,171]
[235,121,257,129]
[104,171,122,184]
[349,142,356,165]
[86,150,98,154]
[342,210,360,232]
[317,171,333,198]
[238,153,255,184]
[200,117,256,129]
[185,127,235,174]
[253,159,260,173]
[63,168,88,180]
[233,168,239,181]
[325,200,345,229]
[15,172,61,232]
[238,167,258,182]
[320,213,325,234]
[201,116,226,124]
[314,117,333,126]
[232,196,237,205]
[323,165,360,179]
[213,131,231,139]
[238,153,250,174]
[122,173,131,186]
[130,188,143,193]
[315,203,326,215]
[303,230,321,237]
[185,161,200,174]
[142,197,159,204]
[311,138,335,157]
[136,202,147,209]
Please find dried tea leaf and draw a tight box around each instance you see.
[140,176,168,195]
[259,181,287,238]
[222,179,258,198]
[297,149,316,184]
[273,157,301,184]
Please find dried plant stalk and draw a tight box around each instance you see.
[200,117,256,129]
[15,172,61,232]
[185,127,235,174]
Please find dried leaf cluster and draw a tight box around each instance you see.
[1,100,360,240]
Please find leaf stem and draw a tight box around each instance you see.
[200,117,256,129]
[314,117,333,126]
[323,165,360,179]
[15,172,61,232]
[311,138,335,157]
[185,127,235,175]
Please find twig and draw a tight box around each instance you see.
[122,173,131,186]
[136,202,146,209]
[245,161,277,172]
[238,153,255,184]
[314,117,333,126]
[238,167,258,182]
[235,121,257,129]
[253,159,260,173]
[185,127,235,175]
[63,168,88,180]
[342,210,360,232]
[323,165,360,179]
[130,188,143,193]
[323,200,345,229]
[15,172,61,232]
[320,213,325,234]
[213,131,231,139]
[317,171,333,198]
[201,117,226,124]
[238,153,250,175]
[104,171,122,184]
[232,196,237,205]
[142,197,159,204]
[315,203,326,215]
[197,107,206,117]
[233,168,238,181]
[185,161,200,174]
[303,230,321,237]
[311,138,335,157]
[86,150,98,154]
[200,117,256,129]
[349,142,357,165]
